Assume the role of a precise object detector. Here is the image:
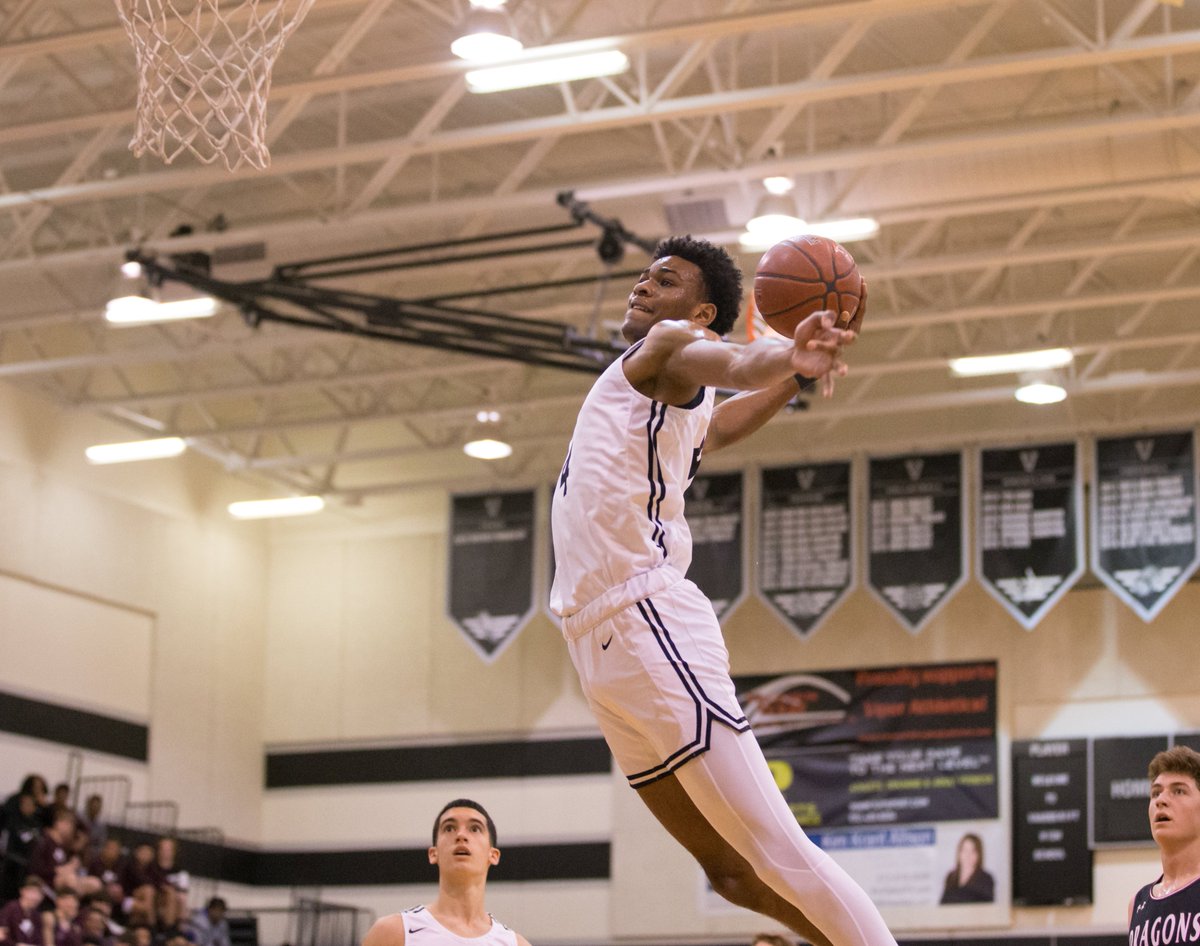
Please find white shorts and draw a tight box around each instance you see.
[566,576,749,787]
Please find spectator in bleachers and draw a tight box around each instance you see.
[85,842,125,911]
[2,777,50,831]
[0,877,46,946]
[75,801,106,854]
[1,794,43,903]
[118,847,155,929]
[79,906,116,946]
[49,788,71,820]
[41,888,82,946]
[147,841,186,933]
[161,930,191,946]
[184,898,229,946]
[27,812,77,894]
[120,925,152,946]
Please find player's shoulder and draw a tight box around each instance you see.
[642,319,717,349]
[362,911,409,946]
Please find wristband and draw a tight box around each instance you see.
[794,373,818,392]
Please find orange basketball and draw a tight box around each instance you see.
[753,234,863,337]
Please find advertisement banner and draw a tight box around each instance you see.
[867,452,967,633]
[448,489,536,662]
[735,661,998,830]
[758,461,854,638]
[1091,431,1199,621]
[977,443,1084,629]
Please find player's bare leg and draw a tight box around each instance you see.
[638,773,835,946]
[638,726,895,946]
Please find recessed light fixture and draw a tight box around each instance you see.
[1014,381,1067,405]
[463,438,513,460]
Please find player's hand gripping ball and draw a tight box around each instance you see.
[753,234,864,336]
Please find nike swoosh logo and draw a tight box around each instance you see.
[601,636,613,650]
[408,928,425,934]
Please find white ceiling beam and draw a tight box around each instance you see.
[1,27,1197,211]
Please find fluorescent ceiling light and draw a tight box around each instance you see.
[85,436,186,465]
[105,294,159,322]
[451,31,523,60]
[762,176,795,195]
[1015,381,1067,405]
[120,260,143,278]
[463,438,513,460]
[466,50,629,93]
[468,0,507,8]
[949,347,1074,377]
[105,295,219,324]
[804,217,880,243]
[228,496,326,520]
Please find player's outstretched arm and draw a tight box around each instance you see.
[361,914,406,946]
[626,311,854,406]
[705,379,801,454]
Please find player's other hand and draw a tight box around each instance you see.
[791,310,855,397]
[840,278,868,334]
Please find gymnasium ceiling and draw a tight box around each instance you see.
[2,0,1200,516]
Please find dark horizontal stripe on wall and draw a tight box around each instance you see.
[266,736,612,788]
[0,689,147,761]
[112,827,609,886]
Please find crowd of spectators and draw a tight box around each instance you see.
[0,774,231,946]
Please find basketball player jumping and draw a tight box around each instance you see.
[551,236,894,946]
[362,799,531,946]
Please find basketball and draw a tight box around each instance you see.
[753,234,864,337]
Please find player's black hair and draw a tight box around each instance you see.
[433,798,497,847]
[652,235,744,337]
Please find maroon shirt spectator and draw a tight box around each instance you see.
[118,845,154,900]
[27,812,76,890]
[86,840,124,905]
[0,878,46,945]
[42,890,82,946]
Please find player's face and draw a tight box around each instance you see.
[429,807,499,874]
[623,256,710,342]
[1149,772,1200,847]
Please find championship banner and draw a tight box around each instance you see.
[735,660,998,830]
[1091,431,1199,622]
[447,490,535,662]
[1090,734,1166,845]
[1012,739,1092,905]
[684,471,745,620]
[758,461,854,638]
[977,442,1084,630]
[867,452,967,633]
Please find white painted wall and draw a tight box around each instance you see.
[0,382,268,843]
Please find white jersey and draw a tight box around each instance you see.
[550,342,714,619]
[398,907,517,945]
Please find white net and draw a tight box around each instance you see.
[114,0,316,171]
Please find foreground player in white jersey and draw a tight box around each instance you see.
[551,236,893,946]
[362,800,530,946]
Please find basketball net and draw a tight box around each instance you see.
[114,0,316,171]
